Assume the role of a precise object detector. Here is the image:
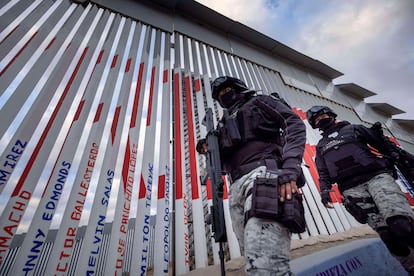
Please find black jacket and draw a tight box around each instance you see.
[315,121,393,193]
[218,94,306,182]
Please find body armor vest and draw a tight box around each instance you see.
[317,124,388,183]
[218,97,282,152]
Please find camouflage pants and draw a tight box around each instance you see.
[229,166,293,276]
[342,172,414,230]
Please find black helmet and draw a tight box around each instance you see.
[306,105,337,129]
[211,76,249,101]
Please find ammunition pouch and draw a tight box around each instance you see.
[245,177,306,233]
[280,193,306,233]
[218,113,242,151]
[343,196,378,224]
[248,177,280,221]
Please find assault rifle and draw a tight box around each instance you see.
[371,122,414,187]
[204,108,227,275]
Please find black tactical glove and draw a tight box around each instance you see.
[390,151,400,162]
[278,169,298,185]
[196,138,207,154]
[320,190,332,206]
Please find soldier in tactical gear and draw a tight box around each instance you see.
[208,76,307,275]
[307,105,414,274]
[370,122,414,186]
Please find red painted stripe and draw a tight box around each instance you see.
[122,137,131,191]
[88,50,105,80]
[163,69,168,83]
[0,31,38,77]
[293,107,307,120]
[174,72,183,199]
[223,176,228,199]
[194,78,201,92]
[111,54,118,68]
[139,174,146,199]
[332,185,342,203]
[131,63,144,128]
[45,37,56,50]
[406,193,414,206]
[12,47,89,196]
[74,100,85,121]
[111,106,121,144]
[206,179,212,200]
[125,58,131,73]
[184,76,199,199]
[146,67,156,126]
[158,175,165,199]
[205,176,227,200]
[96,50,104,64]
[94,103,104,122]
[0,25,18,45]
[304,144,320,190]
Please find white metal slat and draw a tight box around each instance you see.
[173,67,190,275]
[132,27,163,275]
[8,11,116,273]
[183,72,208,269]
[0,5,100,266]
[75,18,137,276]
[42,12,126,276]
[153,32,173,275]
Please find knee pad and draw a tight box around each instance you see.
[387,215,414,238]
[376,227,410,256]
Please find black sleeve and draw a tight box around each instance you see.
[354,124,399,157]
[315,147,332,191]
[254,95,306,174]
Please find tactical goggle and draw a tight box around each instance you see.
[212,76,228,86]
[211,76,248,99]
[211,77,230,94]
[308,105,326,115]
[307,106,329,119]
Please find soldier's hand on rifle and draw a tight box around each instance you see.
[196,138,207,155]
[321,190,334,208]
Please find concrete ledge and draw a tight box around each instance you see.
[291,238,408,275]
[182,234,410,275]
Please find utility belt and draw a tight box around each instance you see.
[337,168,390,193]
[244,177,306,233]
[230,159,278,181]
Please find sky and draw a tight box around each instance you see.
[196,0,414,120]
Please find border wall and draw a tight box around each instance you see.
[0,0,413,275]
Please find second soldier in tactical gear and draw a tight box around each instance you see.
[206,76,307,275]
[307,105,414,274]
